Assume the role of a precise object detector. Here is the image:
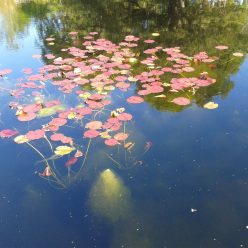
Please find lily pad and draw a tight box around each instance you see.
[54,146,75,156]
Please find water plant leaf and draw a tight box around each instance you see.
[49,118,67,127]
[84,130,99,138]
[74,150,83,158]
[117,113,133,121]
[124,142,135,151]
[65,157,78,167]
[0,129,18,138]
[0,69,12,76]
[37,105,65,118]
[100,132,111,139]
[172,97,191,106]
[203,102,219,109]
[50,133,73,145]
[114,132,129,141]
[233,52,244,57]
[26,129,45,141]
[40,167,52,177]
[85,121,102,130]
[14,135,29,144]
[215,45,228,50]
[17,112,36,122]
[154,94,166,98]
[54,146,75,156]
[127,96,144,104]
[105,139,119,146]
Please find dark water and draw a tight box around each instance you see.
[0,1,248,247]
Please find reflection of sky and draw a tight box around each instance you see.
[0,2,248,248]
[0,23,41,74]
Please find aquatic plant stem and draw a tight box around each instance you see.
[44,135,53,152]
[76,138,92,177]
[26,142,66,188]
[105,153,122,168]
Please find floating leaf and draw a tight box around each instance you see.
[114,132,129,141]
[0,69,12,76]
[26,129,45,141]
[49,118,67,127]
[84,130,99,138]
[79,92,91,99]
[14,135,28,144]
[100,132,111,139]
[74,150,83,158]
[85,121,102,130]
[105,139,119,146]
[124,142,135,151]
[23,103,42,113]
[117,113,132,121]
[152,32,160,37]
[104,85,115,91]
[129,58,138,63]
[203,102,219,109]
[50,133,73,145]
[127,77,137,82]
[68,112,76,119]
[127,96,144,104]
[65,157,78,167]
[0,129,18,138]
[154,94,166,98]
[144,39,155,44]
[17,112,36,122]
[54,146,75,156]
[38,105,65,118]
[172,97,191,106]
[233,52,244,57]
[40,167,52,177]
[215,45,228,50]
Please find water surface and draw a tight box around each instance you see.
[0,1,248,248]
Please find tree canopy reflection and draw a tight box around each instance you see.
[1,0,248,113]
[27,0,248,112]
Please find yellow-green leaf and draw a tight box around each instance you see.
[203,102,219,109]
[14,135,28,144]
[38,105,65,118]
[54,146,75,156]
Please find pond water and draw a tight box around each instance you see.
[0,0,248,247]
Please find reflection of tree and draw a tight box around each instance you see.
[16,0,248,112]
[0,0,30,49]
[0,0,50,49]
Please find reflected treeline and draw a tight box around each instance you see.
[0,0,30,49]
[2,0,248,111]
[0,0,50,49]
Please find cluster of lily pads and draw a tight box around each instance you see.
[0,31,243,188]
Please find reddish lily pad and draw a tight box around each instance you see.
[84,130,99,138]
[23,103,42,113]
[0,129,18,138]
[127,96,144,104]
[17,112,36,122]
[50,133,73,145]
[0,69,12,76]
[49,118,67,127]
[117,113,133,121]
[65,157,78,167]
[85,121,102,130]
[172,97,191,106]
[105,139,119,146]
[26,129,45,141]
[114,132,129,141]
